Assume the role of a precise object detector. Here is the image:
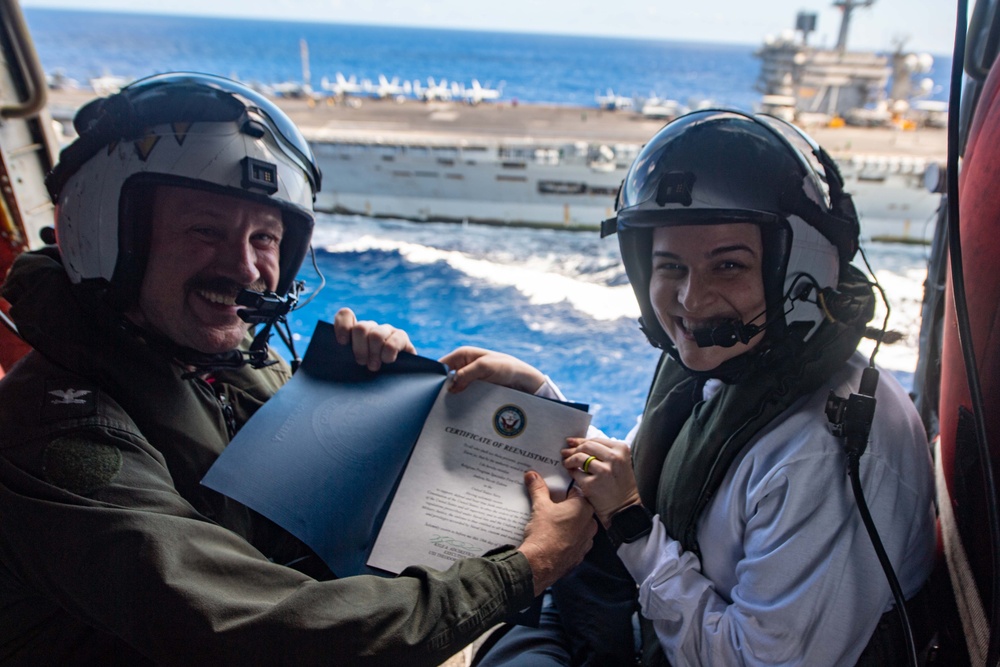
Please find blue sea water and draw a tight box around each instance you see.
[21,8,936,435]
[288,215,928,436]
[23,7,952,110]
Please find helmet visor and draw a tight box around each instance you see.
[75,72,321,193]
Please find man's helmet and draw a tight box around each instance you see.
[602,109,861,353]
[46,72,321,309]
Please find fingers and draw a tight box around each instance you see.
[523,470,554,507]
[355,325,415,371]
[449,356,494,393]
[518,471,598,595]
[524,471,594,520]
[439,347,493,392]
[562,453,607,477]
[561,437,628,474]
[559,438,641,525]
[333,308,358,345]
[439,347,545,394]
[334,308,416,371]
[438,346,490,370]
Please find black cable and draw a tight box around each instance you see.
[829,361,918,666]
[292,245,326,311]
[274,319,300,372]
[853,243,913,666]
[847,450,919,667]
[856,243,890,365]
[946,0,1000,663]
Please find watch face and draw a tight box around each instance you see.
[611,504,653,543]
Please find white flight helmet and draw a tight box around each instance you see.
[603,109,861,358]
[46,72,321,309]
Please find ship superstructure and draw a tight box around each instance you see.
[755,0,939,127]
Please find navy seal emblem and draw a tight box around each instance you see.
[493,404,526,438]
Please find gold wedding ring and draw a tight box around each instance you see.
[582,455,597,474]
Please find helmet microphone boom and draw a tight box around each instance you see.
[691,319,761,348]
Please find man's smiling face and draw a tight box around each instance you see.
[127,185,283,354]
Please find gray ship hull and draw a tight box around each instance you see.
[310,134,942,242]
[312,137,631,230]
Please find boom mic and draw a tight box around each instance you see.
[235,286,302,369]
[692,319,761,348]
[689,280,826,349]
[236,288,297,325]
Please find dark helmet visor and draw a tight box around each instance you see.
[57,72,321,198]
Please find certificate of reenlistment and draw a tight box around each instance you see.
[367,380,592,574]
[203,320,591,579]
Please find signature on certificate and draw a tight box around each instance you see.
[429,534,476,551]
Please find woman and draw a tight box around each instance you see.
[450,110,936,666]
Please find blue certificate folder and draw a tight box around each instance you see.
[202,320,449,578]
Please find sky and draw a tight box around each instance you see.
[19,0,959,55]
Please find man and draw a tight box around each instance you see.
[0,72,595,665]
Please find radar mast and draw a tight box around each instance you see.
[834,0,876,51]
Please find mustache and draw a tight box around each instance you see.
[187,276,270,297]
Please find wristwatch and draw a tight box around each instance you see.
[606,504,653,549]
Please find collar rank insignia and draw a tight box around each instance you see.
[42,379,98,422]
[49,389,91,405]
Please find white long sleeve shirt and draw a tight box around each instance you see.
[538,353,935,667]
[545,352,936,666]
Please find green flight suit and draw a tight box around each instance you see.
[0,249,533,666]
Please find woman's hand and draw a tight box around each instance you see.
[439,346,546,394]
[562,436,642,527]
[333,307,415,371]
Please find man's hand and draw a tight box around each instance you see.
[333,308,415,372]
[439,346,546,394]
[516,471,597,596]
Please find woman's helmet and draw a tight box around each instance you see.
[46,72,322,309]
[603,109,861,353]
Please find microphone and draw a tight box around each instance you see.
[689,280,828,349]
[691,319,761,348]
[236,288,297,325]
[235,287,301,369]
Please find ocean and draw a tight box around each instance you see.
[23,8,952,110]
[22,8,941,435]
[291,215,931,436]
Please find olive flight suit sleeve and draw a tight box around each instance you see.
[0,420,534,666]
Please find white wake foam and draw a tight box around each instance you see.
[319,234,641,322]
[316,229,925,374]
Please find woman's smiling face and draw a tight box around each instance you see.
[649,223,767,372]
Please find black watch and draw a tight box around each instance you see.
[606,504,653,549]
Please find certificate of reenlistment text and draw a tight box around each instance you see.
[367,380,592,574]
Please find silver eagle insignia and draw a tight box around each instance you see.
[48,389,92,405]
